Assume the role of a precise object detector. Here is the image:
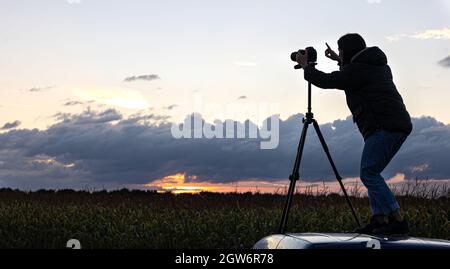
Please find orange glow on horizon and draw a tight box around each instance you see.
[144,173,294,194]
[143,173,360,195]
[145,173,212,194]
[142,173,449,195]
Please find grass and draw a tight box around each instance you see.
[0,184,448,249]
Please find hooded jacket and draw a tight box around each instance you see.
[303,46,413,140]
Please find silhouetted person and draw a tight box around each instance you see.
[296,33,412,235]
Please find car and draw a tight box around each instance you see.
[253,233,450,249]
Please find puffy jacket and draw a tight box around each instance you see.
[303,46,413,140]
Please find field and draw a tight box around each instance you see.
[0,185,448,249]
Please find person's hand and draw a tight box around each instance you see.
[325,43,340,62]
[295,50,308,69]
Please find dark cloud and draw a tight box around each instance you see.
[64,100,84,106]
[124,74,160,82]
[118,113,170,125]
[438,56,450,68]
[1,120,21,130]
[165,104,179,110]
[29,86,53,92]
[53,108,122,125]
[0,109,449,190]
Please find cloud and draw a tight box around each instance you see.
[438,56,450,67]
[1,120,21,130]
[386,27,450,42]
[412,28,450,40]
[124,74,160,82]
[385,34,407,42]
[64,100,85,106]
[237,96,247,100]
[0,110,449,190]
[58,109,166,126]
[28,86,54,92]
[367,0,381,4]
[165,104,179,110]
[53,108,122,125]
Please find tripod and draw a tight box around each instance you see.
[278,66,361,234]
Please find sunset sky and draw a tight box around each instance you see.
[0,0,449,191]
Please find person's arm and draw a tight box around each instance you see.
[303,65,352,90]
[297,49,356,90]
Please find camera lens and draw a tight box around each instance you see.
[290,52,298,62]
[291,50,305,62]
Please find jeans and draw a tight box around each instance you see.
[360,129,408,216]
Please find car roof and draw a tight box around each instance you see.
[253,233,450,249]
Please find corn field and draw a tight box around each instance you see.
[0,184,448,249]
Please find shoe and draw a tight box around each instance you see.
[353,215,387,235]
[373,216,409,236]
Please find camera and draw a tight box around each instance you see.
[291,47,317,69]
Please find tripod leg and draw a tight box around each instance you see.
[278,121,310,234]
[312,120,361,228]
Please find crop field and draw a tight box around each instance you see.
[0,185,448,249]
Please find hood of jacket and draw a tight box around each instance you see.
[351,46,388,66]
